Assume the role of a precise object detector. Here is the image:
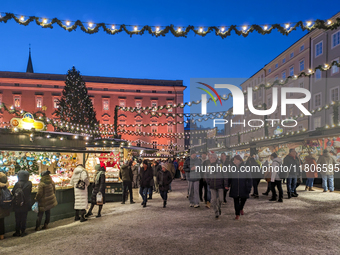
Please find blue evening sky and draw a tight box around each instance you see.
[0,0,338,117]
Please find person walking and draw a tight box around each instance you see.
[269,153,283,202]
[0,172,11,240]
[199,152,209,203]
[220,153,231,203]
[262,158,272,196]
[228,155,252,220]
[86,163,106,217]
[140,160,153,208]
[283,149,300,198]
[70,164,90,222]
[157,163,173,208]
[35,171,58,231]
[184,150,201,208]
[317,149,336,192]
[246,153,261,199]
[178,159,186,180]
[304,153,318,191]
[206,153,228,218]
[152,160,161,193]
[12,170,32,237]
[119,160,135,204]
[168,159,176,192]
[132,160,139,188]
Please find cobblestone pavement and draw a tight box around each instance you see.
[1,180,340,255]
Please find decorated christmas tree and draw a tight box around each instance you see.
[54,67,98,131]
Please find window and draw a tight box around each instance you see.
[300,45,304,52]
[313,117,321,129]
[103,99,109,111]
[36,97,43,109]
[152,141,157,149]
[315,69,321,81]
[168,91,173,94]
[136,90,141,93]
[299,82,304,88]
[282,71,286,79]
[290,52,294,58]
[168,124,173,133]
[315,41,323,57]
[151,125,158,133]
[275,63,278,69]
[314,93,321,108]
[119,119,126,126]
[120,89,125,92]
[53,98,59,109]
[136,126,142,133]
[119,100,125,107]
[332,58,339,74]
[299,60,304,72]
[135,101,142,109]
[268,68,271,73]
[167,101,173,112]
[289,66,294,76]
[332,31,340,48]
[14,96,21,108]
[331,87,339,102]
[151,101,157,111]
[298,125,303,131]
[282,58,286,64]
[152,90,156,93]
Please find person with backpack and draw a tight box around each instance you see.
[269,153,283,202]
[70,164,90,222]
[35,170,58,231]
[0,172,12,240]
[12,170,32,237]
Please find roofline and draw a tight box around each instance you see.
[0,70,185,87]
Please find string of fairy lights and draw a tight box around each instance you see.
[0,12,339,38]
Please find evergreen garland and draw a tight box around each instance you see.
[53,67,99,131]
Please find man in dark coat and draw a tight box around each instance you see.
[220,153,231,203]
[246,153,261,198]
[157,163,173,208]
[199,152,209,203]
[12,170,32,237]
[283,149,300,198]
[140,160,153,207]
[228,155,252,220]
[184,150,201,208]
[120,160,135,204]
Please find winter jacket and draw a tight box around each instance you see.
[206,161,228,190]
[283,154,301,177]
[153,163,162,176]
[0,172,11,218]
[227,162,252,198]
[317,152,337,176]
[12,170,32,213]
[304,156,318,178]
[140,166,153,188]
[271,157,282,182]
[157,170,172,191]
[91,168,106,204]
[173,161,178,170]
[35,175,58,212]
[183,156,201,182]
[70,165,90,210]
[119,164,133,182]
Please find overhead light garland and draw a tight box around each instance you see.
[0,12,339,38]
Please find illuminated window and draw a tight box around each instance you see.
[119,100,125,107]
[36,97,43,109]
[103,99,109,111]
[136,101,142,109]
[53,98,59,109]
[167,101,173,112]
[14,96,21,108]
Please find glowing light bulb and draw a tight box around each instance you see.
[89,22,93,28]
[66,21,70,26]
[43,19,47,24]
[199,27,203,32]
[306,21,312,26]
[134,26,138,31]
[112,25,115,29]
[285,23,290,29]
[264,25,268,30]
[156,26,160,32]
[242,26,247,31]
[327,20,332,25]
[177,27,181,32]
[20,16,24,21]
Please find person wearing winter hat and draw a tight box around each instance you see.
[86,163,106,217]
[157,163,173,208]
[0,172,11,240]
[70,164,90,222]
[12,170,32,237]
[139,160,153,207]
[35,170,58,231]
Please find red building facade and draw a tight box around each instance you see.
[0,70,185,151]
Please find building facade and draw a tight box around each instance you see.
[0,69,186,151]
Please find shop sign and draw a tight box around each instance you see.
[10,113,45,131]
[273,126,283,135]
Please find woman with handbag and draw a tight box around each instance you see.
[0,172,11,240]
[35,170,58,231]
[70,164,90,222]
[85,163,106,218]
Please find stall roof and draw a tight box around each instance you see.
[123,146,156,151]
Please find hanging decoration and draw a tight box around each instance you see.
[0,12,339,38]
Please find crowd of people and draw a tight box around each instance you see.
[0,148,337,239]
